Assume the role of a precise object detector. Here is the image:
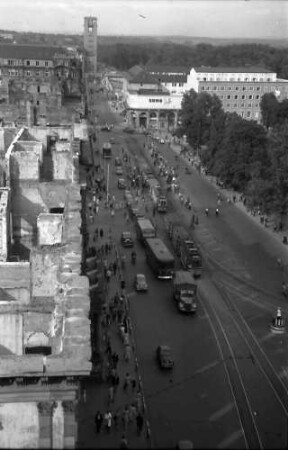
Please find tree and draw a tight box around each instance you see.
[260,93,279,129]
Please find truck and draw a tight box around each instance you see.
[102,142,112,159]
[173,270,198,313]
[135,217,156,244]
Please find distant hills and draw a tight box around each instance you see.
[0,29,287,49]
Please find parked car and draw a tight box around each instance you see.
[118,178,127,189]
[156,345,174,369]
[124,127,135,134]
[121,231,134,247]
[160,138,165,144]
[116,166,124,176]
[134,274,148,292]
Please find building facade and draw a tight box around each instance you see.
[122,65,288,130]
[83,17,97,76]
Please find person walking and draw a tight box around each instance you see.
[120,434,128,449]
[123,372,131,392]
[136,412,144,436]
[122,406,130,431]
[104,410,113,433]
[108,385,114,405]
[95,410,103,433]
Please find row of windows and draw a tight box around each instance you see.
[149,98,163,103]
[223,103,259,109]
[7,59,51,67]
[8,70,50,77]
[202,85,264,92]
[199,76,272,82]
[218,94,260,100]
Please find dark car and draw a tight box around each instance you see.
[115,157,122,167]
[121,231,134,247]
[118,178,127,189]
[156,345,174,369]
[116,166,124,176]
[123,127,135,134]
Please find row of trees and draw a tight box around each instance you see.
[178,91,288,221]
[99,42,288,79]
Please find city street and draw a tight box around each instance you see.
[90,92,288,449]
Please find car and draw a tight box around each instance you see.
[121,231,134,247]
[115,157,122,167]
[101,124,111,131]
[156,345,174,369]
[116,166,124,176]
[160,138,165,144]
[118,178,127,189]
[123,127,135,134]
[185,167,191,175]
[134,274,148,292]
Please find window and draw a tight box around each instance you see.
[45,61,49,67]
[242,95,245,99]
[26,60,30,66]
[248,103,252,108]
[234,95,238,99]
[36,100,40,106]
[249,95,253,99]
[241,103,245,108]
[249,86,254,90]
[221,86,225,90]
[228,87,232,90]
[201,86,205,91]
[253,78,256,81]
[37,85,40,93]
[234,103,237,108]
[255,104,259,107]
[203,77,207,81]
[206,86,210,90]
[8,59,13,65]
[256,87,260,91]
[45,71,49,76]
[246,111,251,117]
[172,83,177,87]
[227,95,231,99]
[213,86,217,90]
[236,86,239,90]
[36,71,40,76]
[179,82,184,87]
[244,77,249,81]
[241,111,244,118]
[242,87,246,91]
[26,70,31,76]
[226,103,230,107]
[36,61,39,66]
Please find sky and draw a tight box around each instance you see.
[0,0,287,39]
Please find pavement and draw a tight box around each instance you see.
[77,149,151,449]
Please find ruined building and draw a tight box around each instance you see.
[0,124,91,448]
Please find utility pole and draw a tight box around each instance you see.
[106,162,110,204]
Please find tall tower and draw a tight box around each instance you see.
[84,16,98,76]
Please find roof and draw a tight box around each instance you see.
[0,44,66,61]
[194,66,273,74]
[130,71,159,84]
[0,262,30,289]
[128,65,145,77]
[145,238,174,261]
[157,74,187,83]
[146,63,190,74]
[174,270,195,285]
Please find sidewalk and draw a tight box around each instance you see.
[77,162,151,449]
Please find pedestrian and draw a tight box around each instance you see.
[113,261,117,276]
[131,378,137,391]
[114,410,121,430]
[129,403,137,423]
[105,313,111,327]
[100,228,104,238]
[123,372,131,392]
[95,410,103,433]
[124,344,132,362]
[122,406,129,431]
[108,385,114,405]
[104,410,113,433]
[136,412,144,435]
[106,341,112,357]
[120,434,128,449]
[106,269,112,283]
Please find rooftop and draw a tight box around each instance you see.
[0,44,67,61]
[194,65,274,74]
[146,63,191,75]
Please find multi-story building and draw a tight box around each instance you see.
[123,64,288,129]
[187,66,288,121]
[83,17,97,76]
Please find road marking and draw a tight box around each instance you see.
[194,360,220,375]
[209,402,234,421]
[217,429,243,449]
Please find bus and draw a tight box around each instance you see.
[102,142,112,159]
[135,218,156,244]
[145,238,175,279]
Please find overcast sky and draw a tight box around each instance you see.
[0,0,287,38]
